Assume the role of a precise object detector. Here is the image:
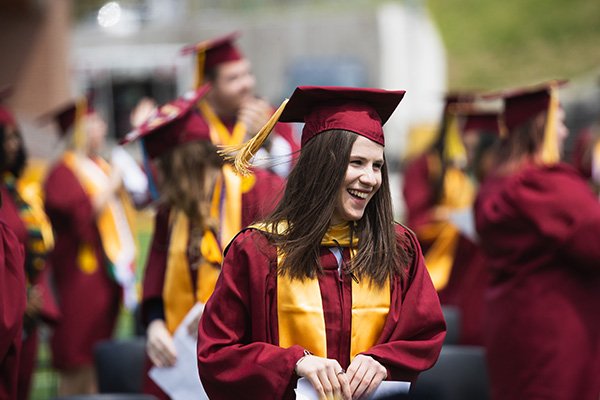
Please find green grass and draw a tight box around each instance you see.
[426,0,600,90]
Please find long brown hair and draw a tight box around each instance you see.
[491,112,547,173]
[262,130,409,287]
[157,140,223,227]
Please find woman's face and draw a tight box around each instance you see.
[3,124,22,168]
[85,112,107,154]
[555,106,569,153]
[331,135,384,225]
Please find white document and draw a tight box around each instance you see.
[111,146,148,195]
[295,377,410,400]
[149,303,209,400]
[448,207,478,243]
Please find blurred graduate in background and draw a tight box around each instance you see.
[0,89,59,400]
[401,93,494,345]
[182,31,299,177]
[0,89,27,400]
[43,96,138,396]
[123,84,286,399]
[475,80,600,400]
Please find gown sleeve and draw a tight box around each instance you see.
[510,165,600,272]
[361,227,446,382]
[0,221,26,399]
[197,229,305,400]
[141,205,170,326]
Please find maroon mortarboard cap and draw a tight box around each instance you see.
[0,86,15,126]
[491,80,567,131]
[120,84,212,159]
[181,32,243,72]
[278,86,406,147]
[443,91,476,113]
[462,112,501,135]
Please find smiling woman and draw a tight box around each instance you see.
[197,86,446,400]
[332,135,384,225]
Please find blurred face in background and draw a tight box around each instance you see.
[555,106,569,154]
[2,124,22,168]
[208,59,256,118]
[85,112,108,155]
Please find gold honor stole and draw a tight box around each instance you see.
[62,152,137,304]
[252,223,390,360]
[3,173,54,276]
[197,100,258,246]
[418,163,475,291]
[162,176,228,334]
[198,100,247,147]
[162,212,222,334]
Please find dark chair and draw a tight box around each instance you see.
[52,395,157,400]
[408,345,490,400]
[441,305,461,345]
[93,338,147,394]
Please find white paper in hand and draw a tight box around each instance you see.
[448,207,478,243]
[149,303,208,400]
[295,377,410,400]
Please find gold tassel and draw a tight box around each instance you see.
[218,98,289,176]
[195,50,206,89]
[443,112,467,167]
[541,84,560,164]
[73,97,88,151]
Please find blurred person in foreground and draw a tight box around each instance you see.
[474,80,600,400]
[0,94,26,400]
[182,31,299,177]
[401,93,490,345]
[0,91,59,400]
[122,85,285,399]
[43,97,138,395]
[198,86,446,400]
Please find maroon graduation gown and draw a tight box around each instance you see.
[475,163,600,400]
[141,167,284,399]
[402,152,488,345]
[0,183,59,400]
[0,219,26,400]
[44,161,121,370]
[197,224,446,400]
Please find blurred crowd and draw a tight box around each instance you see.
[1,28,599,400]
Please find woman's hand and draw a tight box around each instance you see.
[25,285,43,317]
[346,354,387,399]
[186,307,203,337]
[238,98,272,138]
[295,354,352,400]
[146,319,177,367]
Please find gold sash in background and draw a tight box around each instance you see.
[418,165,475,291]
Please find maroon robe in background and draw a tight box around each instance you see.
[44,161,121,370]
[402,152,488,345]
[197,224,446,400]
[141,167,284,399]
[0,219,26,400]
[0,184,59,400]
[475,163,600,400]
[403,153,437,233]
